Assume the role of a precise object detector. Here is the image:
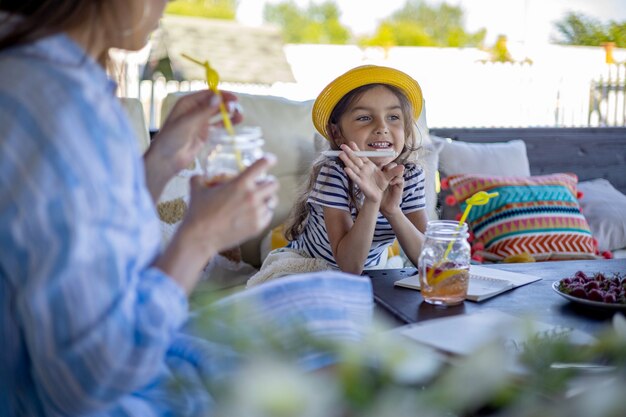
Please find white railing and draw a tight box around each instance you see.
[589,64,626,126]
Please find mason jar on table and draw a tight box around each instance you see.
[418,220,471,306]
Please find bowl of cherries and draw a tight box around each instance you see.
[553,271,626,310]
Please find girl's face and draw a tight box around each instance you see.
[332,85,406,167]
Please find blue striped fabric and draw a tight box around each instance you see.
[0,34,375,417]
[288,160,425,268]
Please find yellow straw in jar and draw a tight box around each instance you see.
[181,53,244,171]
[427,191,499,285]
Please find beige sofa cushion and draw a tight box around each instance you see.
[234,93,316,179]
[120,97,150,152]
[434,137,531,177]
[578,179,626,252]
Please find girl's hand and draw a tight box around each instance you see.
[380,162,405,218]
[339,143,386,203]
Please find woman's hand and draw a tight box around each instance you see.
[143,90,243,201]
[185,156,279,253]
[155,155,279,294]
[380,162,405,218]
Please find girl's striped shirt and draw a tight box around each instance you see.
[288,160,426,268]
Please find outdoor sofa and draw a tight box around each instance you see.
[121,94,626,288]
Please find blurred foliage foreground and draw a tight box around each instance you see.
[178,292,626,417]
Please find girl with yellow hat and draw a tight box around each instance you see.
[248,65,428,285]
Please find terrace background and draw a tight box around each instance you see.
[112,18,626,130]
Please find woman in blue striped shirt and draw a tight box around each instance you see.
[0,1,373,416]
[249,66,428,286]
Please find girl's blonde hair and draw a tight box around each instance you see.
[285,83,423,241]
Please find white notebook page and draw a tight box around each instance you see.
[394,265,541,302]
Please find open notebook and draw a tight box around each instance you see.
[394,265,541,302]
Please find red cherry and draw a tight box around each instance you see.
[588,289,603,302]
[604,293,617,304]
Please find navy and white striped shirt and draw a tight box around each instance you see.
[289,160,426,268]
[0,33,375,417]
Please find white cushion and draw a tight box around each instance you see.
[433,136,531,177]
[415,98,430,144]
[120,97,150,153]
[234,93,316,179]
[412,100,441,220]
[419,139,443,221]
[578,179,626,252]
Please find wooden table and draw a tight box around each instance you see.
[365,259,626,335]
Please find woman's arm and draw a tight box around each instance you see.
[4,185,189,415]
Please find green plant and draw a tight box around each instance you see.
[178,280,626,417]
[553,12,626,48]
[166,0,239,20]
[187,289,626,417]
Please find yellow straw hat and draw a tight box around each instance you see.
[312,65,423,140]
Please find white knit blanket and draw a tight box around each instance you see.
[246,249,331,287]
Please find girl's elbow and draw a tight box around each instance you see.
[338,263,364,275]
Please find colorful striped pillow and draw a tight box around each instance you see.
[444,173,597,260]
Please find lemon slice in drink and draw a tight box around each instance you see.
[427,267,466,286]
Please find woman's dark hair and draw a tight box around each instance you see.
[0,1,102,52]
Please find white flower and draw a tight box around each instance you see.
[339,325,443,385]
[218,357,338,417]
